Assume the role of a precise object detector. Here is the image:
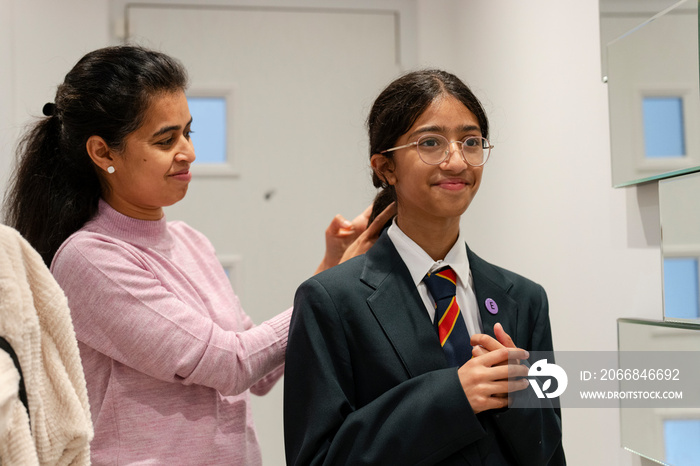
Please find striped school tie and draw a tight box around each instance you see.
[423,266,472,367]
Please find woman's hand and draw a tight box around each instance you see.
[314,202,396,274]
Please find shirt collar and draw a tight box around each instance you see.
[387,218,471,288]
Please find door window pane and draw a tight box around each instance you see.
[663,257,699,319]
[187,96,227,163]
[643,96,685,158]
[664,419,700,465]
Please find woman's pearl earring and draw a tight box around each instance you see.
[107,166,115,174]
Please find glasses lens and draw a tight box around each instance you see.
[463,137,488,165]
[416,134,449,164]
[415,135,491,166]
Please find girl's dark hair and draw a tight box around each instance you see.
[3,45,188,266]
[366,69,489,226]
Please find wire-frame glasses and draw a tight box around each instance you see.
[381,134,493,167]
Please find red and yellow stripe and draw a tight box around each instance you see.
[437,297,461,346]
[435,269,456,285]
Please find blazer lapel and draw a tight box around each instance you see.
[358,235,521,376]
[467,246,519,343]
[361,232,448,377]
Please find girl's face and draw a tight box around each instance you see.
[372,95,484,229]
[104,91,195,220]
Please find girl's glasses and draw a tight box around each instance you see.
[381,134,493,167]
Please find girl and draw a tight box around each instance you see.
[284,69,565,465]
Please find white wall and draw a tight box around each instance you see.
[0,0,16,191]
[2,1,666,465]
[0,0,111,198]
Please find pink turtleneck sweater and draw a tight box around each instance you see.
[51,200,291,465]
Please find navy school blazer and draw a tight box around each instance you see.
[284,231,565,465]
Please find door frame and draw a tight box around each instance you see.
[108,0,418,70]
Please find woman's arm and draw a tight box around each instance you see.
[52,237,288,397]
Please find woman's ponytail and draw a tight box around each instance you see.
[4,108,101,266]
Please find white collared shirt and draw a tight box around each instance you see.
[387,219,483,337]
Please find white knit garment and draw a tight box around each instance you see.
[0,224,93,465]
[0,351,20,435]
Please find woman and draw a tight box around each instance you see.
[284,70,565,465]
[3,45,392,465]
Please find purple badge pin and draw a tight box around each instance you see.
[485,298,498,315]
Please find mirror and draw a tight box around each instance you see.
[601,0,700,187]
[599,0,679,78]
[659,171,700,323]
[618,318,700,465]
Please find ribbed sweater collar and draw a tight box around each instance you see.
[89,199,173,252]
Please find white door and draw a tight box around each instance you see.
[121,1,411,463]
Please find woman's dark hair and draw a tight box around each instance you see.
[3,45,188,266]
[366,69,489,225]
